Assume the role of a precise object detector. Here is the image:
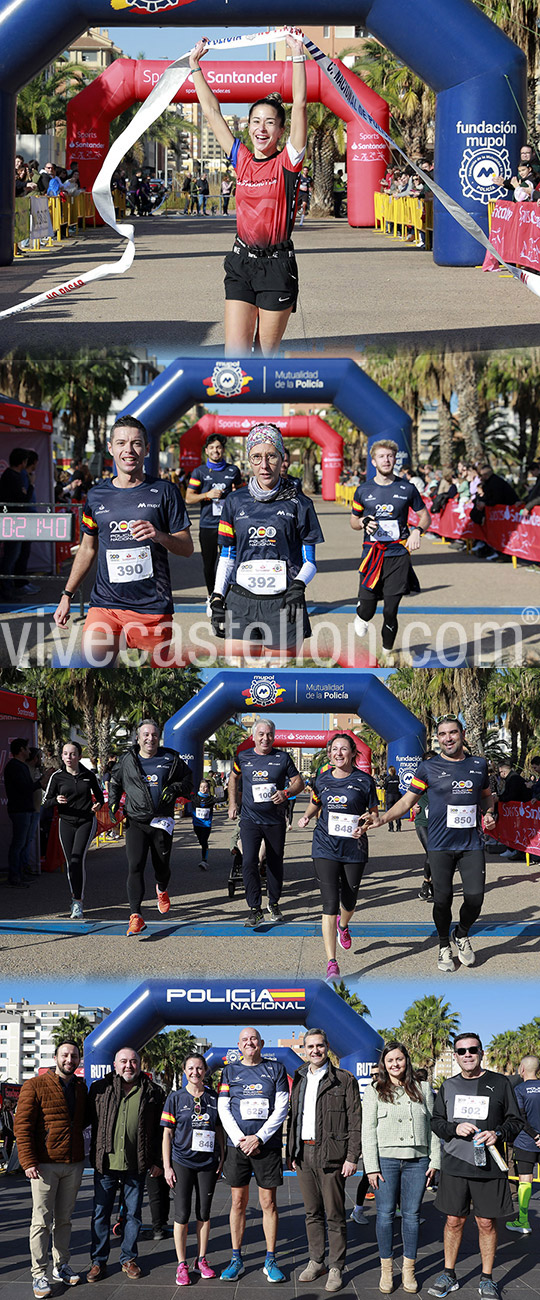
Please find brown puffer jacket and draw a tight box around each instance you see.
[14,1070,88,1170]
[89,1071,164,1174]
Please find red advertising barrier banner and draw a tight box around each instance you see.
[410,499,540,563]
[485,800,540,854]
[482,201,540,274]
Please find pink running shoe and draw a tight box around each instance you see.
[326,959,340,982]
[176,1262,191,1286]
[337,918,352,950]
[194,1258,216,1279]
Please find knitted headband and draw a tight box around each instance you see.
[246,423,285,458]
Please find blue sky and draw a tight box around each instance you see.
[2,978,537,1045]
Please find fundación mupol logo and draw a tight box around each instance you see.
[456,118,515,204]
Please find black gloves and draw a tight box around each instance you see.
[281,579,306,623]
[210,592,227,638]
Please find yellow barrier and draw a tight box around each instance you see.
[335,483,356,508]
[373,191,432,249]
[14,188,128,257]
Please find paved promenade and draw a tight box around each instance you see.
[1,214,539,355]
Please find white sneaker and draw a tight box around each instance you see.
[52,1263,80,1285]
[350,1206,368,1224]
[453,929,475,967]
[33,1279,52,1298]
[69,901,83,920]
[354,615,369,638]
[437,945,455,973]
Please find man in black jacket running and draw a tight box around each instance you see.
[109,719,192,936]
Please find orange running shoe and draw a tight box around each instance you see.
[156,886,170,914]
[126,913,146,937]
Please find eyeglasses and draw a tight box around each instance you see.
[249,452,280,466]
[455,1046,481,1056]
[193,1097,202,1115]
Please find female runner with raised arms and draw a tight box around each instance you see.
[188,33,307,354]
[297,733,378,982]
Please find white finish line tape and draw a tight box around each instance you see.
[1,27,538,320]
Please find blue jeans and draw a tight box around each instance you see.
[374,1156,429,1260]
[8,811,34,883]
[91,1171,145,1264]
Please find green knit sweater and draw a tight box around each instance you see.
[361,1081,441,1173]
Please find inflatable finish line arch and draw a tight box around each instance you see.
[123,356,412,497]
[163,668,426,790]
[83,977,384,1094]
[0,0,525,266]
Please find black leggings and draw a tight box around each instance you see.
[125,820,173,913]
[355,1171,370,1207]
[357,589,401,650]
[415,823,431,881]
[199,529,220,596]
[429,848,486,943]
[193,825,211,860]
[172,1161,218,1223]
[313,856,366,915]
[58,817,96,901]
[240,819,286,909]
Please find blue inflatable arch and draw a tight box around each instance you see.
[162,667,426,790]
[121,354,412,482]
[82,977,384,1092]
[0,1,525,267]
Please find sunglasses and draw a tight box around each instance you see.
[455,1046,481,1056]
[436,715,461,726]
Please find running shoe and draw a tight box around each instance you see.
[437,945,455,973]
[506,1218,532,1234]
[350,1206,368,1224]
[69,901,83,920]
[267,902,284,923]
[176,1262,191,1286]
[417,880,433,901]
[354,615,369,638]
[221,1257,245,1281]
[428,1273,460,1298]
[52,1264,80,1285]
[126,913,147,937]
[156,886,170,914]
[198,860,209,872]
[244,908,265,928]
[337,918,352,950]
[326,959,340,982]
[452,929,475,967]
[194,1258,216,1279]
[264,1260,285,1283]
[478,1281,500,1300]
[33,1279,52,1298]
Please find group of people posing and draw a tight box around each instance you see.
[13,1027,540,1299]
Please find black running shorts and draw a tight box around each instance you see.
[224,239,298,312]
[225,583,310,649]
[434,1171,514,1219]
[224,1143,283,1189]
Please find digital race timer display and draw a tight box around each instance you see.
[0,512,74,541]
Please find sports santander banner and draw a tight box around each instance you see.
[485,801,540,854]
[483,201,540,275]
[410,500,540,563]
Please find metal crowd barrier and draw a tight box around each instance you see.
[13,190,127,256]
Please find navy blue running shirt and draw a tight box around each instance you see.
[161,1087,220,1169]
[82,476,190,613]
[234,747,299,825]
[138,752,176,808]
[514,1079,540,1155]
[188,462,241,531]
[409,754,490,852]
[218,487,323,587]
[218,1058,288,1149]
[352,479,425,556]
[311,768,378,862]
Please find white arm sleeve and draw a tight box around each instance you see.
[217,1093,245,1147]
[295,559,316,585]
[256,1089,290,1146]
[213,551,235,596]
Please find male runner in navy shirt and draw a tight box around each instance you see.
[228,718,304,928]
[351,441,430,662]
[218,1026,289,1282]
[363,717,497,972]
[507,1054,540,1235]
[185,432,241,609]
[53,416,193,666]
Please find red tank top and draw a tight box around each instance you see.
[230,139,304,247]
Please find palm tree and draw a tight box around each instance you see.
[487,1029,522,1073]
[334,981,371,1018]
[140,1029,197,1091]
[207,722,248,764]
[480,2,539,139]
[305,103,346,215]
[52,1013,95,1054]
[388,995,460,1078]
[485,667,540,768]
[351,41,434,158]
[17,67,93,135]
